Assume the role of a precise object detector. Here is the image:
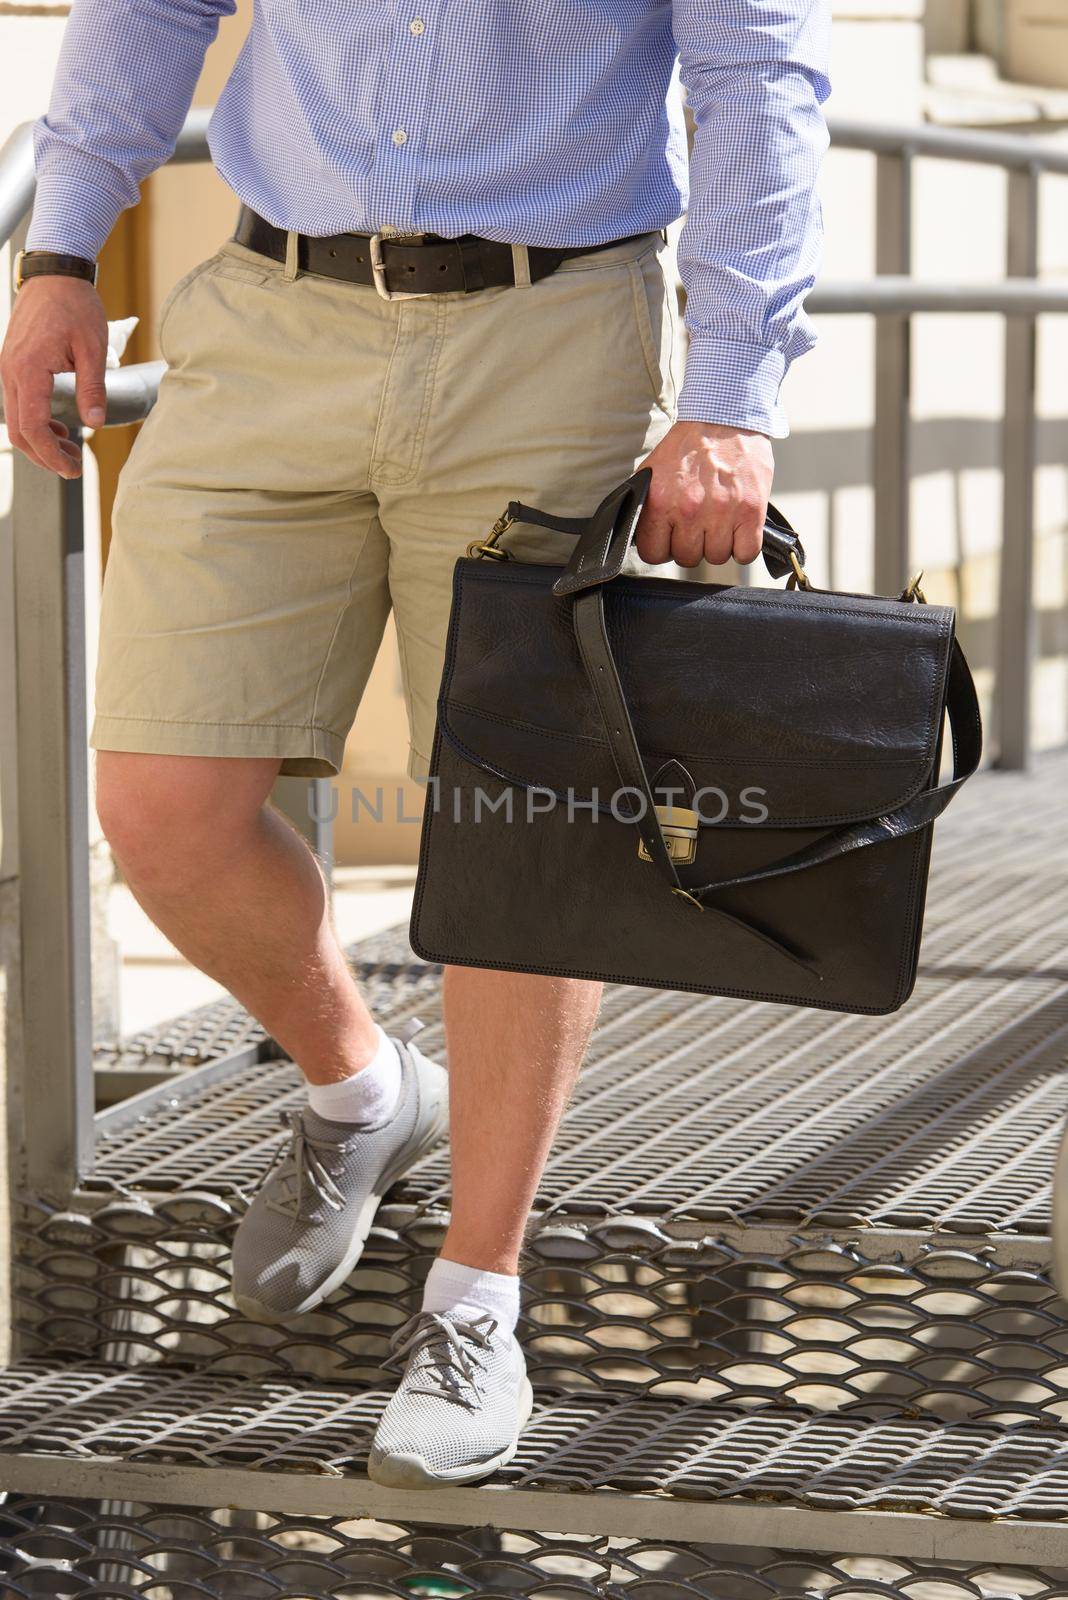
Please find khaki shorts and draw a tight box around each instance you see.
[93,228,679,779]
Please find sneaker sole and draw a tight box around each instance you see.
[366,1377,534,1490]
[233,1065,449,1326]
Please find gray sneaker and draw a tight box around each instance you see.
[367,1310,533,1488]
[232,1029,448,1323]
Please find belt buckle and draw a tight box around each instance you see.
[369,232,395,300]
[369,232,426,302]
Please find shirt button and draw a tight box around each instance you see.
[409,17,425,34]
[392,128,408,146]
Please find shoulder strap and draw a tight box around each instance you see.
[574,577,980,913]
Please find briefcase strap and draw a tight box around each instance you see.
[554,476,982,912]
[574,574,981,912]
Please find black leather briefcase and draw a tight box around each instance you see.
[411,469,981,1015]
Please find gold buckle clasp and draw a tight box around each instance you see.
[789,550,812,591]
[638,805,699,866]
[467,511,515,561]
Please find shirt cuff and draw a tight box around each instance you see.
[26,162,128,260]
[676,336,790,439]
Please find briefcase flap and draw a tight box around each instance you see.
[436,560,957,830]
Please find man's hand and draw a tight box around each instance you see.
[1,276,108,478]
[636,420,774,568]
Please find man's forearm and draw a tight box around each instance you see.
[28,0,236,260]
[673,0,831,437]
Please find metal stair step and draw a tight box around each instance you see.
[2,1358,1068,1566]
[2,1498,1067,1600]
[12,1187,1068,1424]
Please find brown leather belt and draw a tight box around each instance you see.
[233,206,649,299]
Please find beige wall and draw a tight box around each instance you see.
[1002,1,1068,89]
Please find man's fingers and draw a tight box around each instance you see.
[635,478,675,564]
[635,514,674,564]
[19,374,80,477]
[665,481,705,567]
[72,334,108,429]
[50,419,82,470]
[636,420,775,572]
[731,505,766,566]
[700,492,735,567]
[2,388,49,474]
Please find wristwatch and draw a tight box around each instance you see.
[13,249,98,290]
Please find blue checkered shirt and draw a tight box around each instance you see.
[28,0,830,434]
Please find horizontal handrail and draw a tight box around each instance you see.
[830,116,1068,176]
[47,360,166,427]
[5,109,1068,255]
[808,278,1068,314]
[0,122,36,252]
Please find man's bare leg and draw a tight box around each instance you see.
[369,967,599,1488]
[95,750,377,1084]
[441,966,602,1272]
[96,748,453,1325]
[98,750,595,1315]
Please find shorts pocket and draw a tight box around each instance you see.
[157,257,217,352]
[158,245,275,359]
[627,246,679,418]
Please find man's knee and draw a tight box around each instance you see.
[95,751,279,886]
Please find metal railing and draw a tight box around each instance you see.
[1,109,1067,1202]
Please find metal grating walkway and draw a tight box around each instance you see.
[4,758,1068,1584]
[5,1359,1068,1553]
[87,754,1068,1245]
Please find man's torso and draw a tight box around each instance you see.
[209,0,689,246]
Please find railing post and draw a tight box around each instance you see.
[12,436,95,1200]
[873,149,913,596]
[997,163,1040,771]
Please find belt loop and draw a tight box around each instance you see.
[511,243,532,290]
[284,229,300,281]
[459,238,485,293]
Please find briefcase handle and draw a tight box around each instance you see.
[489,468,808,592]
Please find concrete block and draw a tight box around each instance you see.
[1003,0,1068,89]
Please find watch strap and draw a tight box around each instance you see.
[14,250,97,290]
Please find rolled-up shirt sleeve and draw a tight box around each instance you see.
[672,0,831,437]
[27,0,236,260]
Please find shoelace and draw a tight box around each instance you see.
[260,1109,348,1224]
[387,1311,497,1409]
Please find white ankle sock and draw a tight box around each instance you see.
[307,1027,402,1124]
[422,1257,521,1336]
